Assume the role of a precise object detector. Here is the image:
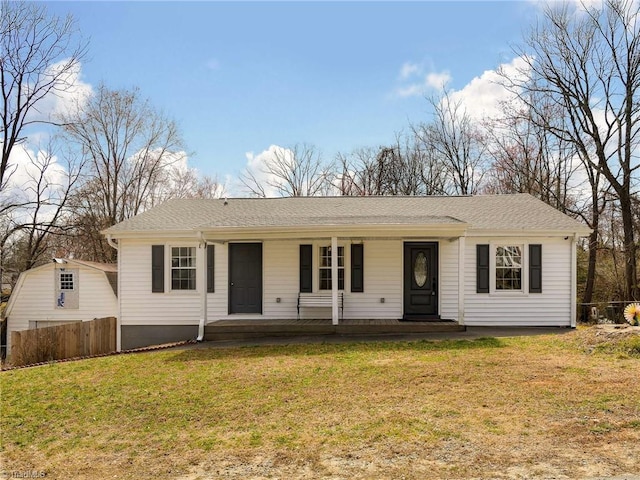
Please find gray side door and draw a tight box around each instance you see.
[228,243,262,314]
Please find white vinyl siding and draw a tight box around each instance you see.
[6,264,117,356]
[119,239,201,326]
[342,240,403,319]
[205,240,406,320]
[117,235,572,328]
[205,239,458,321]
[439,239,459,321]
[464,237,572,326]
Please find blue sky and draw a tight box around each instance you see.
[44,1,542,186]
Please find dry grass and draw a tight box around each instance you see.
[1,327,640,479]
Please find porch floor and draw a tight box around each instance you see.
[204,318,465,342]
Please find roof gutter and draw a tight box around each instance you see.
[106,234,119,251]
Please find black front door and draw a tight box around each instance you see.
[229,243,262,314]
[403,242,439,320]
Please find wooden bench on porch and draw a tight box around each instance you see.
[297,292,343,320]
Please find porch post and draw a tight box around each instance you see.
[458,236,465,325]
[198,237,208,341]
[331,236,339,325]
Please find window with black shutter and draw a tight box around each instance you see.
[529,244,542,293]
[476,244,489,293]
[351,244,364,292]
[299,245,312,293]
[152,245,165,293]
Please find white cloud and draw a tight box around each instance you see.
[399,62,420,80]
[1,60,93,208]
[25,59,93,123]
[239,145,293,197]
[425,72,452,91]
[394,62,451,98]
[395,83,426,98]
[530,0,605,13]
[3,145,64,194]
[447,56,530,121]
[0,143,70,226]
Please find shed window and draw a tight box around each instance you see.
[171,247,196,290]
[59,272,74,290]
[319,246,344,290]
[495,245,522,291]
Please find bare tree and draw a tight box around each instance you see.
[484,97,580,212]
[156,166,226,201]
[377,134,443,196]
[60,84,185,261]
[0,0,86,192]
[416,91,488,195]
[337,133,448,197]
[0,1,86,284]
[503,0,640,300]
[336,147,382,196]
[485,97,609,308]
[240,143,333,197]
[0,140,83,275]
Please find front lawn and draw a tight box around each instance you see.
[1,328,639,479]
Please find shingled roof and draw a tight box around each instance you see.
[103,194,590,235]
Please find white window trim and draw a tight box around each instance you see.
[318,244,346,292]
[168,245,198,293]
[489,242,529,296]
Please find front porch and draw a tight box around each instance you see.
[204,318,465,341]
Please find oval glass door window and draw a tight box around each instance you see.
[414,252,428,287]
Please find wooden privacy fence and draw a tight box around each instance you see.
[10,316,116,367]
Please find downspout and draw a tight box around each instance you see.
[458,235,466,326]
[331,236,339,326]
[106,235,122,352]
[570,233,578,328]
[197,231,207,342]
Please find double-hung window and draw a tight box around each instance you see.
[319,246,344,290]
[477,243,542,294]
[171,247,196,290]
[495,245,522,291]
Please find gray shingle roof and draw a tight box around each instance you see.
[103,194,590,235]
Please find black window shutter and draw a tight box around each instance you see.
[529,244,542,293]
[207,244,215,293]
[300,245,312,293]
[351,244,364,292]
[476,244,489,293]
[151,245,165,293]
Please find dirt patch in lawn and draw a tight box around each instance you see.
[571,324,640,356]
[2,329,640,479]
